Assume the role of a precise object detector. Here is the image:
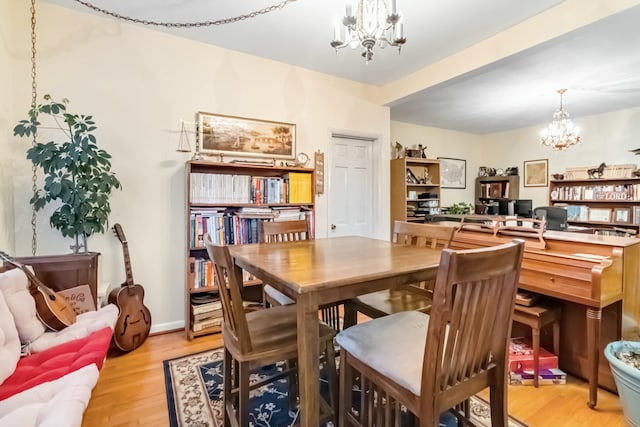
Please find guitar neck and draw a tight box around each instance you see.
[0,255,56,297]
[122,243,135,286]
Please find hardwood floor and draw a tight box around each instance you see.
[83,330,626,427]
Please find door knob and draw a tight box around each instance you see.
[331,224,336,230]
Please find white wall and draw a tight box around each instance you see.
[390,121,484,207]
[483,107,640,208]
[0,0,15,252]
[9,3,390,332]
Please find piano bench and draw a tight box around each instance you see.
[512,301,562,387]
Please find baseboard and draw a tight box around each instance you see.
[150,320,184,335]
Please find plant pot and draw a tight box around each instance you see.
[604,340,640,427]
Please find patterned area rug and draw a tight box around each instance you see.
[163,348,528,427]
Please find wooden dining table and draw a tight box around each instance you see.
[229,235,442,427]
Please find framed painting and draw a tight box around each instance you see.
[614,207,631,224]
[523,159,548,187]
[438,157,466,189]
[197,112,295,160]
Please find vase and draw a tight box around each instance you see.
[604,340,640,427]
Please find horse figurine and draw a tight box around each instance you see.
[587,163,607,179]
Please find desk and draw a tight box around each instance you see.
[229,236,441,427]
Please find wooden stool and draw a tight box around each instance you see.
[512,301,562,387]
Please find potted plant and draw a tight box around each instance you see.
[13,95,121,253]
[604,340,640,426]
[447,202,473,215]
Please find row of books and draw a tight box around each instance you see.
[551,184,640,201]
[190,172,312,204]
[560,204,640,225]
[189,208,312,248]
[479,182,509,199]
[508,338,566,385]
[190,298,222,332]
[188,257,216,289]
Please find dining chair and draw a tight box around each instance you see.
[336,240,525,427]
[343,221,455,328]
[261,219,343,331]
[204,234,339,427]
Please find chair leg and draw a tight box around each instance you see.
[324,338,339,423]
[238,361,251,427]
[223,348,233,427]
[343,301,358,329]
[489,364,508,427]
[339,349,353,427]
[532,326,540,388]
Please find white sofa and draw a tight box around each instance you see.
[0,268,118,427]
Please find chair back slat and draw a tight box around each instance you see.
[421,240,524,412]
[204,234,252,353]
[262,220,309,243]
[393,221,454,249]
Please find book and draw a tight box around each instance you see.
[191,316,223,332]
[509,368,567,385]
[509,338,558,372]
[191,300,222,315]
[193,309,222,322]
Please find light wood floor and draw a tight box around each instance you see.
[82,330,627,427]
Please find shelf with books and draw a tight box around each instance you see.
[390,157,440,230]
[475,175,519,204]
[185,160,316,339]
[549,177,640,236]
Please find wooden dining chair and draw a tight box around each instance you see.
[204,234,339,427]
[261,219,343,332]
[336,240,525,427]
[343,221,455,328]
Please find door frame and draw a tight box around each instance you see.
[326,130,386,239]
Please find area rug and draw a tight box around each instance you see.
[163,348,527,427]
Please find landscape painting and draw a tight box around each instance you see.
[197,112,295,160]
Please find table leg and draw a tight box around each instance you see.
[586,307,601,409]
[298,293,319,427]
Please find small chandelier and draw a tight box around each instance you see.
[330,0,406,63]
[540,89,581,151]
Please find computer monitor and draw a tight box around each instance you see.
[533,206,568,231]
[514,199,533,218]
[498,199,515,216]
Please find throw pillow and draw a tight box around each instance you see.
[0,287,20,384]
[0,268,46,344]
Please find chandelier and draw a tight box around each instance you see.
[330,0,406,63]
[540,89,581,151]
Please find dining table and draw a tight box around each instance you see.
[229,235,442,427]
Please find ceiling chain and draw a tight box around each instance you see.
[71,0,299,28]
[29,0,38,255]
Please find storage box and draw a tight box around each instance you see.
[509,368,567,385]
[509,338,558,372]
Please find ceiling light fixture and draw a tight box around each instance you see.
[540,89,581,151]
[330,0,406,63]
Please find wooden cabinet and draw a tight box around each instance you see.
[475,176,519,204]
[185,160,315,339]
[390,158,440,227]
[549,177,640,236]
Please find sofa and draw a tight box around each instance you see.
[0,267,118,427]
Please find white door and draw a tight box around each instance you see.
[327,135,374,237]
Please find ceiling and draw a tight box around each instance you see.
[47,0,640,134]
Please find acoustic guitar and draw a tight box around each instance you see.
[0,251,77,331]
[108,223,152,351]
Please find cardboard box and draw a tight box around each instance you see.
[509,338,558,372]
[509,368,567,385]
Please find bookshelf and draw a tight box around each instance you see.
[549,177,640,236]
[390,157,440,228]
[185,160,315,339]
[475,175,519,205]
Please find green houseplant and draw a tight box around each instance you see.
[14,95,121,253]
[448,202,473,215]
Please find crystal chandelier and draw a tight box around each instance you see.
[330,0,406,63]
[540,89,581,151]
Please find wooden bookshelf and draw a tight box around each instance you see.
[475,175,519,204]
[390,158,440,230]
[549,177,640,236]
[185,160,315,339]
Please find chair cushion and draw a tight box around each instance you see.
[0,363,99,427]
[0,288,20,385]
[263,284,295,305]
[0,268,46,344]
[336,311,429,396]
[0,326,112,400]
[26,303,118,353]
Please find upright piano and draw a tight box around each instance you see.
[449,218,640,408]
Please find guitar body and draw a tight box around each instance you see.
[108,284,152,351]
[1,252,76,332]
[110,223,152,352]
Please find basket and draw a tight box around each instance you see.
[565,164,636,180]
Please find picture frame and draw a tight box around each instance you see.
[588,207,612,223]
[523,159,549,187]
[197,111,295,160]
[614,207,631,224]
[438,157,466,189]
[406,168,419,184]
